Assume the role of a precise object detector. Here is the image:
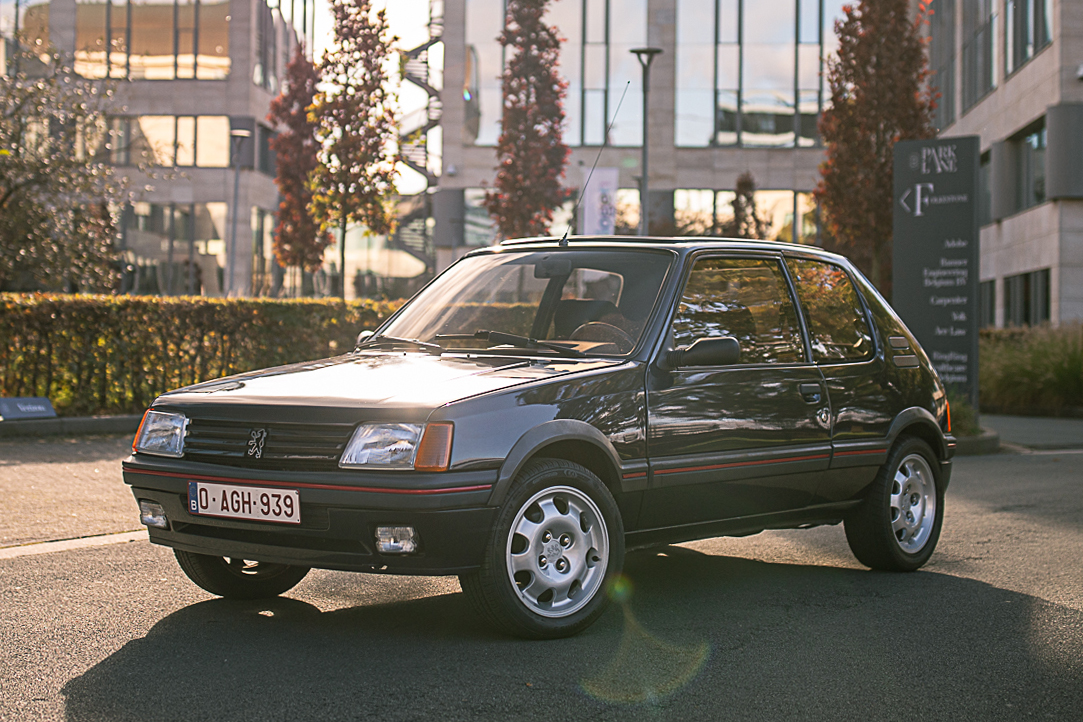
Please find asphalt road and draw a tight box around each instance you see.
[1,436,1081,721]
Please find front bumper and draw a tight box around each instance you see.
[123,456,497,575]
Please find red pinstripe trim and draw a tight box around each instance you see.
[654,453,830,476]
[127,468,492,495]
[622,471,648,479]
[834,448,885,457]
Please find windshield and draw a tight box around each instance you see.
[376,249,674,356]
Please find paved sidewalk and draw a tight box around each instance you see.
[982,414,1083,450]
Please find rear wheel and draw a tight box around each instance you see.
[174,550,310,599]
[460,459,624,639]
[844,437,943,572]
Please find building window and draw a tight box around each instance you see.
[675,0,847,148]
[1005,0,1052,76]
[961,0,996,112]
[251,207,276,297]
[464,0,647,147]
[72,0,234,80]
[118,201,227,295]
[929,0,956,129]
[108,115,230,167]
[253,0,278,91]
[257,126,277,176]
[980,279,995,328]
[1015,120,1045,212]
[978,151,991,226]
[1003,269,1050,326]
[673,188,817,243]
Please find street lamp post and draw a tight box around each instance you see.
[227,128,251,297]
[631,47,662,237]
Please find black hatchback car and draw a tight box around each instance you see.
[125,237,955,638]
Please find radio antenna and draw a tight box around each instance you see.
[559,80,631,247]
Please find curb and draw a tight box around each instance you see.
[0,414,142,439]
[954,428,1000,456]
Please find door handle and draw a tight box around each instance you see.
[799,383,822,403]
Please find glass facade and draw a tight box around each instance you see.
[929,0,955,129]
[1005,0,1051,76]
[464,0,646,147]
[961,0,996,112]
[108,115,230,167]
[674,189,816,243]
[119,201,227,295]
[1004,268,1050,326]
[676,0,847,147]
[1016,120,1045,212]
[70,0,231,80]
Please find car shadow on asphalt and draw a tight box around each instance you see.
[62,546,1083,722]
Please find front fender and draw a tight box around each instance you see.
[488,419,623,507]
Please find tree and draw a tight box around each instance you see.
[720,171,770,239]
[484,0,570,239]
[814,0,936,297]
[309,0,399,298]
[0,52,122,292]
[267,46,329,276]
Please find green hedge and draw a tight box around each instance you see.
[980,324,1083,415]
[0,294,404,417]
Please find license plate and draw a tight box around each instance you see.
[187,482,301,524]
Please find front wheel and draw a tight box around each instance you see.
[844,437,944,572]
[174,550,310,599]
[460,459,624,639]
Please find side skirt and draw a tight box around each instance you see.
[624,501,862,551]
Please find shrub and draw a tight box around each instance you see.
[0,294,403,417]
[979,324,1083,415]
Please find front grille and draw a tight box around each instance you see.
[184,418,355,471]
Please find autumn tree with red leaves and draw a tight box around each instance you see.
[484,0,570,239]
[814,0,936,297]
[267,46,329,275]
[310,0,399,297]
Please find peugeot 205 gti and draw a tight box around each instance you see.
[125,237,955,638]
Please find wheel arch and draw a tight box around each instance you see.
[887,407,948,460]
[488,420,623,507]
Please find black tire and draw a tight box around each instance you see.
[460,459,624,639]
[174,550,310,599]
[844,437,944,572]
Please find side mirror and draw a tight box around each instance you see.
[356,330,374,348]
[659,336,740,370]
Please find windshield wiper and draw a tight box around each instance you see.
[357,335,443,354]
[435,330,585,358]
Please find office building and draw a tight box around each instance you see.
[929,0,1081,326]
[1,0,308,296]
[436,0,852,270]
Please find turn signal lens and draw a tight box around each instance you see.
[414,423,453,472]
[945,400,952,433]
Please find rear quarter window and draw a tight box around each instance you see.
[786,258,875,363]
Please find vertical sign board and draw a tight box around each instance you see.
[892,136,980,408]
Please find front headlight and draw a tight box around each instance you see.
[340,423,424,469]
[133,410,188,458]
[339,422,454,471]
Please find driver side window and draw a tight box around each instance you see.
[671,257,805,365]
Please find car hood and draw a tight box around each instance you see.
[156,351,623,412]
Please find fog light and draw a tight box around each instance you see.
[375,526,419,554]
[139,500,169,529]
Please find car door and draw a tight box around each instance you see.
[640,254,833,529]
[785,257,902,504]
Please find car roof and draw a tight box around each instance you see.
[486,235,851,264]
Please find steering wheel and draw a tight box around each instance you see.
[569,322,636,353]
